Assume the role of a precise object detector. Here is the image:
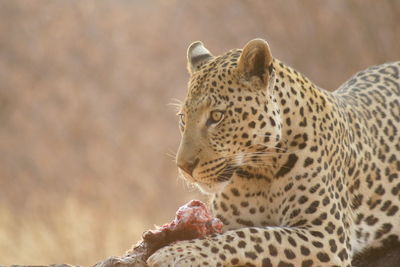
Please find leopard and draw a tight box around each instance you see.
[147,39,400,267]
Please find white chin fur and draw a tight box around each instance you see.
[196,181,229,194]
[179,168,230,194]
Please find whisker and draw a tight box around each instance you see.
[168,98,183,105]
[165,150,177,161]
[167,98,183,112]
[238,157,293,170]
[251,143,288,152]
[209,149,288,166]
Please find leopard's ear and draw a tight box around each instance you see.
[187,41,213,75]
[237,39,273,85]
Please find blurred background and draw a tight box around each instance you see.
[0,0,399,265]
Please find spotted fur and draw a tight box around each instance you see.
[148,39,400,267]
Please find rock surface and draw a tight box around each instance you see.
[93,255,147,267]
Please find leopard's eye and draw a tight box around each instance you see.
[178,113,186,130]
[207,110,225,126]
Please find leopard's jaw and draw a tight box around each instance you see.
[195,180,230,194]
[179,168,231,194]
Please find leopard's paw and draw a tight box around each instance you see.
[147,241,215,267]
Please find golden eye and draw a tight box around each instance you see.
[207,110,225,126]
[211,111,223,122]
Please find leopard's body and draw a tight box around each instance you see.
[148,39,400,267]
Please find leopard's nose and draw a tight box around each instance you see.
[178,157,200,176]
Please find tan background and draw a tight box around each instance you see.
[0,0,399,265]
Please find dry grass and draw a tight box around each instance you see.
[0,200,146,265]
[0,0,399,265]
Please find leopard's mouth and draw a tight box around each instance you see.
[214,164,237,183]
[179,163,237,194]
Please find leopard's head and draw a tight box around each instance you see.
[176,39,282,193]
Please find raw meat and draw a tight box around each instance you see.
[126,200,223,263]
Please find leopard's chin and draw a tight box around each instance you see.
[195,180,230,194]
[179,167,234,194]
